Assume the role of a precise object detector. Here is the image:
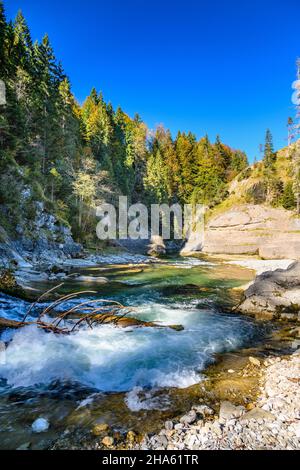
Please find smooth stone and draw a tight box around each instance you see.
[174,423,184,430]
[16,442,31,450]
[192,404,214,417]
[165,420,174,430]
[249,356,261,367]
[219,401,245,420]
[239,408,276,423]
[31,418,49,433]
[102,436,114,447]
[294,422,300,438]
[180,409,197,425]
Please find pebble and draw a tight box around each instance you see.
[219,401,245,420]
[165,420,174,430]
[126,431,136,443]
[180,410,197,425]
[249,356,261,367]
[102,436,114,447]
[31,418,49,433]
[192,404,214,416]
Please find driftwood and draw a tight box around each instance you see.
[0,284,184,333]
[0,317,30,329]
[0,315,183,332]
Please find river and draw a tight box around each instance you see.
[0,256,271,449]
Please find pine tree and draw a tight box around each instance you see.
[280,182,296,210]
[263,129,275,168]
[0,1,6,72]
[292,142,300,214]
[175,132,196,202]
[13,10,33,70]
[263,129,277,203]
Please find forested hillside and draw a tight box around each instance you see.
[208,137,300,222]
[0,2,248,246]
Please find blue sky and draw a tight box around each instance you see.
[6,0,300,161]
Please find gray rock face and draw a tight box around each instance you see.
[182,204,300,259]
[0,204,82,269]
[238,262,300,321]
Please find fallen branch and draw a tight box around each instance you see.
[0,285,184,334]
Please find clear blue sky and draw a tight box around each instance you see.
[6,0,300,161]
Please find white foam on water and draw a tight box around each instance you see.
[125,386,171,411]
[167,258,215,269]
[0,302,259,396]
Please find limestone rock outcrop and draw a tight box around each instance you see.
[184,204,300,259]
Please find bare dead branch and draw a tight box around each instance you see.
[22,283,65,323]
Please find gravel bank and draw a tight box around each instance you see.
[137,352,300,450]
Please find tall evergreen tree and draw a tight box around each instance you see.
[263,129,275,168]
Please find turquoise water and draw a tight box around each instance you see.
[0,257,269,448]
[0,258,264,394]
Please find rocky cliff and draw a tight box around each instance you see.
[0,200,82,269]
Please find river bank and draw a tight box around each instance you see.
[136,350,300,450]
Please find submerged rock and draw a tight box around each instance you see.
[249,356,261,367]
[126,431,137,444]
[16,442,32,450]
[92,423,109,436]
[74,276,108,283]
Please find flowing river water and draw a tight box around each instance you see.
[0,256,274,449]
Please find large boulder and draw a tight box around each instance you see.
[238,262,300,321]
[147,235,166,257]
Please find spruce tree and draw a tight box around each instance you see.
[262,129,277,203]
[263,129,275,168]
[280,182,296,210]
[0,1,6,71]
